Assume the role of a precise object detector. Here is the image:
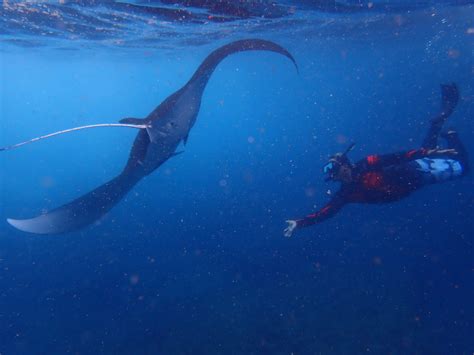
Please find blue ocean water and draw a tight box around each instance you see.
[1,1,473,354]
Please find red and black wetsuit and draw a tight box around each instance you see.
[294,83,468,229]
[296,148,445,228]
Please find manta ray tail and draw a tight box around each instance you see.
[188,39,298,89]
[7,171,143,234]
[0,123,148,152]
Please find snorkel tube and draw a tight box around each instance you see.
[342,142,356,157]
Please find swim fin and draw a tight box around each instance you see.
[440,83,459,117]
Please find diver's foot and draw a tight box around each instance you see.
[441,128,458,139]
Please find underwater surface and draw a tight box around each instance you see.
[1,1,473,354]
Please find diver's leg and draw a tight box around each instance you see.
[441,130,470,174]
[422,83,459,149]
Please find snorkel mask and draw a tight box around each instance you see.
[323,143,355,181]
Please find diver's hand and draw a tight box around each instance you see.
[284,220,297,238]
[426,148,458,157]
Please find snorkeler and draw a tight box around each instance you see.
[284,83,469,237]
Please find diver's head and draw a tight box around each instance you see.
[323,143,355,183]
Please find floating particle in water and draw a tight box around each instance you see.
[336,134,348,145]
[305,187,316,197]
[447,48,460,59]
[41,175,55,188]
[393,14,405,26]
[373,256,382,265]
[130,274,140,285]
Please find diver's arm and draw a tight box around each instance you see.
[284,194,346,237]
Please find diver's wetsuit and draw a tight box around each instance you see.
[295,83,469,229]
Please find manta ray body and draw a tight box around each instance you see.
[5,39,297,234]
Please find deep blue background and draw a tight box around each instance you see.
[1,4,473,354]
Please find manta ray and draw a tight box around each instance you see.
[2,39,297,235]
